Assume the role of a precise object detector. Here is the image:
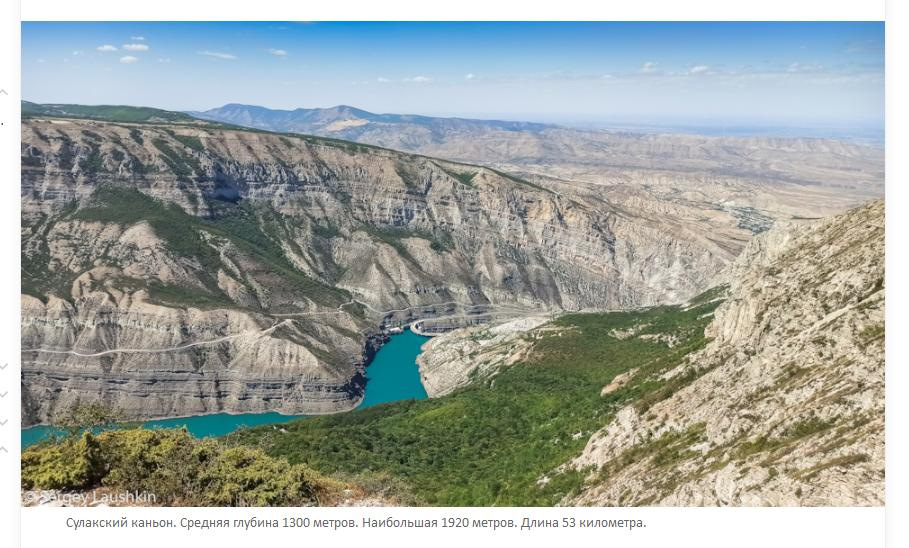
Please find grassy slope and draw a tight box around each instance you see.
[233,293,723,506]
[22,101,195,123]
[23,185,348,308]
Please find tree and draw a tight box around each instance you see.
[52,402,122,437]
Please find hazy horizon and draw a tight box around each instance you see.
[22,21,884,138]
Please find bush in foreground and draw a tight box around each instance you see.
[21,428,344,506]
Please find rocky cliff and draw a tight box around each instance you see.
[21,113,744,423]
[416,315,550,397]
[565,200,884,506]
[194,104,884,229]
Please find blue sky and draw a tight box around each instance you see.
[22,22,884,128]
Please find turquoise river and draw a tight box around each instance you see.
[21,330,430,448]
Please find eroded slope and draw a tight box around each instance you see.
[567,200,884,506]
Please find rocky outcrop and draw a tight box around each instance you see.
[21,293,368,424]
[193,104,883,190]
[194,104,884,232]
[21,116,749,423]
[22,118,734,310]
[565,200,884,506]
[417,315,551,396]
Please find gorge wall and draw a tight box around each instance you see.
[21,115,743,423]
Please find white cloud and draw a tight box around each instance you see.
[119,55,139,64]
[787,62,823,73]
[71,50,83,56]
[198,50,237,60]
[640,61,658,73]
[158,58,171,63]
[96,44,118,52]
[377,77,390,83]
[601,74,613,79]
[689,65,711,75]
[131,36,146,41]
[404,75,432,83]
[267,48,288,56]
[123,43,149,51]
[465,73,476,80]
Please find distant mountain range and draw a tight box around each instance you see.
[23,100,195,123]
[188,103,552,141]
[189,102,884,194]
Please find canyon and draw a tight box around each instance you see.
[19,103,883,447]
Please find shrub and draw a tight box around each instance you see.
[21,428,343,506]
[53,402,121,437]
[21,432,105,490]
[194,445,333,506]
[100,428,200,502]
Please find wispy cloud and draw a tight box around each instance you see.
[123,43,149,52]
[640,61,658,74]
[465,73,476,80]
[96,44,118,52]
[158,58,171,63]
[787,62,823,73]
[131,36,146,41]
[404,75,432,83]
[198,50,237,60]
[845,39,881,54]
[376,77,390,83]
[119,55,139,64]
[689,65,712,75]
[267,48,288,56]
[71,50,83,56]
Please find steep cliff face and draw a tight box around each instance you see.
[193,103,883,189]
[566,200,884,506]
[193,104,884,230]
[21,116,740,423]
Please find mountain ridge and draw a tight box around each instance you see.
[20,113,740,423]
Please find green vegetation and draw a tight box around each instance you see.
[361,223,454,260]
[395,162,424,190]
[52,402,122,437]
[55,134,75,171]
[735,416,837,460]
[21,202,81,301]
[68,185,348,307]
[109,276,237,310]
[487,167,551,193]
[78,142,105,175]
[440,166,477,187]
[794,453,869,481]
[686,284,728,306]
[80,130,103,141]
[152,138,201,179]
[22,428,344,506]
[128,128,144,145]
[22,101,195,123]
[857,323,884,349]
[21,155,44,168]
[596,423,706,485]
[165,129,206,152]
[234,296,721,505]
[312,222,342,239]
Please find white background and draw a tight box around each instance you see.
[2,1,903,547]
